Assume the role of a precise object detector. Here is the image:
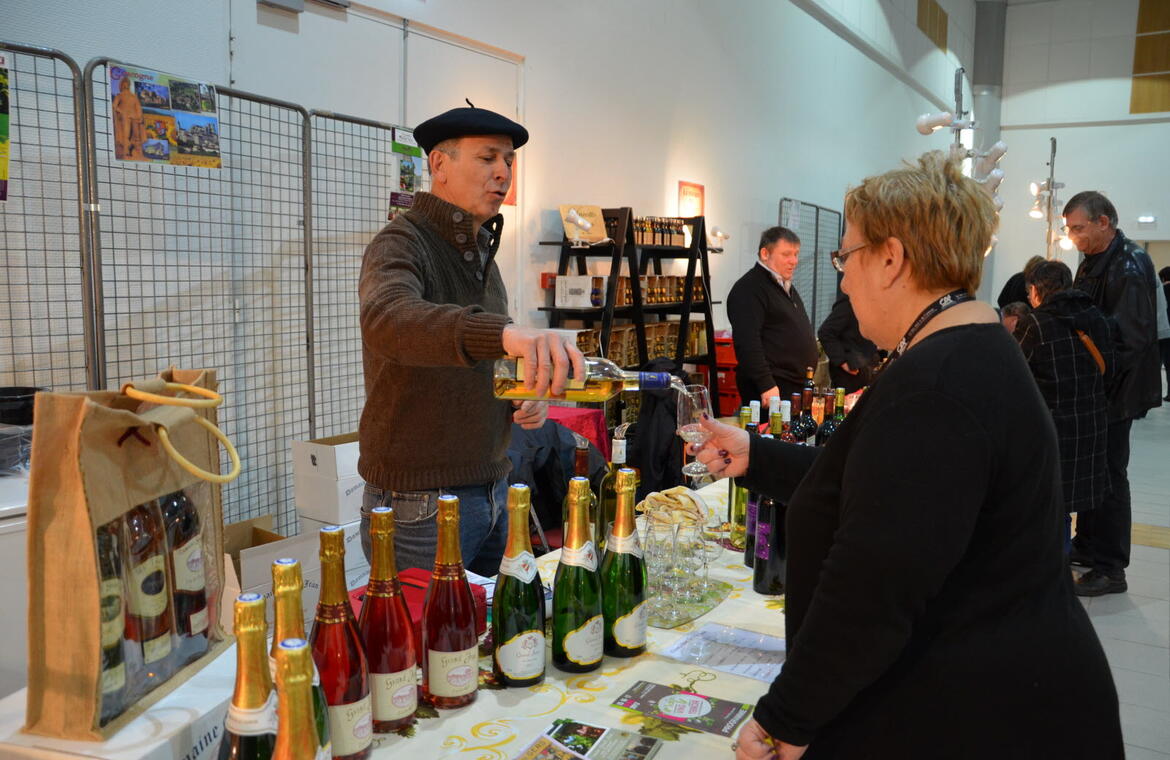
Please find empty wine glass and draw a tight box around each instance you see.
[677,384,714,477]
[643,521,680,625]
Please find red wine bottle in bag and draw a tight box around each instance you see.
[357,507,418,732]
[309,526,372,760]
[159,489,209,665]
[124,500,174,688]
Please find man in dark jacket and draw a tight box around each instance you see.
[1160,266,1170,401]
[1064,191,1161,596]
[817,293,879,393]
[726,226,818,409]
[1015,260,1114,552]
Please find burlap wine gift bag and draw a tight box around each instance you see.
[23,368,240,740]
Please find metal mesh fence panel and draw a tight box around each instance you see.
[0,45,90,392]
[89,61,310,535]
[780,198,842,331]
[309,113,399,438]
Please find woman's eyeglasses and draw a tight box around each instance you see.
[830,242,867,273]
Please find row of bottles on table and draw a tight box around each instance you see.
[727,404,788,595]
[493,355,689,403]
[98,489,211,726]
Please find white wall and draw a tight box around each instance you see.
[4,0,979,329]
[992,0,1170,292]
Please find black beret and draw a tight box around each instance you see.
[414,104,529,154]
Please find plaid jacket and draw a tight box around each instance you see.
[1015,290,1115,513]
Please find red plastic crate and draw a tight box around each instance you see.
[714,338,737,366]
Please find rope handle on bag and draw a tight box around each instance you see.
[1075,330,1107,376]
[156,415,242,484]
[123,381,223,409]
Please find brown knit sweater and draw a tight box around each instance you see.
[357,192,513,491]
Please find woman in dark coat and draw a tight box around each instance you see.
[694,152,1122,759]
[1015,259,1114,543]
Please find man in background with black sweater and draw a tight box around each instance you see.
[727,226,819,409]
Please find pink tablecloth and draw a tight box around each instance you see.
[546,405,610,460]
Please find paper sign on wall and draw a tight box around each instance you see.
[108,64,221,168]
[0,52,10,202]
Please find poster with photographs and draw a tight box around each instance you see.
[108,64,221,168]
[388,126,430,219]
[0,52,10,202]
[512,718,664,760]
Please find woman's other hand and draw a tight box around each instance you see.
[688,415,749,478]
[733,719,807,760]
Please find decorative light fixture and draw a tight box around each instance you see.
[708,226,730,252]
[1026,137,1067,259]
[1137,215,1156,224]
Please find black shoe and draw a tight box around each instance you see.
[1074,569,1127,597]
[1068,548,1093,568]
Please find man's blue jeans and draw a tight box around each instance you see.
[359,477,510,577]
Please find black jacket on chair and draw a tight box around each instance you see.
[1073,229,1162,421]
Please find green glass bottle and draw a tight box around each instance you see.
[727,407,752,549]
[270,559,331,760]
[219,593,276,760]
[601,468,647,657]
[552,477,603,673]
[596,437,630,552]
[492,484,546,687]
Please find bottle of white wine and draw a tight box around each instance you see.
[600,468,646,657]
[552,477,603,673]
[596,437,631,552]
[493,356,687,402]
[492,484,546,687]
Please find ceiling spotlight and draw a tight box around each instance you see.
[710,226,730,241]
[1029,180,1048,197]
[1137,215,1156,224]
[1029,197,1045,219]
[916,111,955,135]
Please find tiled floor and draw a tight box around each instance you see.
[1083,397,1170,757]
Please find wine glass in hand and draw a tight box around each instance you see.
[677,385,714,477]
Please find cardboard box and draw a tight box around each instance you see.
[554,275,603,308]
[294,470,365,525]
[291,432,360,481]
[223,516,370,633]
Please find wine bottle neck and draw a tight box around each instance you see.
[434,501,463,569]
[369,530,400,586]
[563,480,593,549]
[271,588,305,655]
[503,503,533,559]
[319,556,349,608]
[233,625,272,710]
[272,677,318,759]
[610,484,636,539]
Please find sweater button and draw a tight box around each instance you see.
[452,211,464,223]
[464,250,476,262]
[456,232,468,244]
[475,270,484,281]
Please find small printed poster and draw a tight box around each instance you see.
[388,126,429,219]
[678,181,704,217]
[611,680,752,738]
[109,64,220,168]
[512,718,663,760]
[0,52,10,202]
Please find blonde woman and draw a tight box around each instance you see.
[697,152,1122,759]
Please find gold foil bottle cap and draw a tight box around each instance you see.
[272,557,303,592]
[507,483,531,513]
[615,467,637,492]
[566,476,591,502]
[370,506,395,538]
[319,525,345,561]
[437,494,460,525]
[234,592,268,637]
[275,637,313,689]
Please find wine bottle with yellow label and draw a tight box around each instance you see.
[159,489,209,667]
[493,355,686,402]
[552,477,603,673]
[600,468,647,657]
[96,519,128,725]
[124,500,174,689]
[492,484,546,687]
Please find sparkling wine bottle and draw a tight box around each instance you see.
[309,527,372,760]
[272,638,322,760]
[552,477,603,673]
[595,437,626,552]
[752,496,787,596]
[218,593,276,760]
[491,484,546,687]
[421,495,479,708]
[743,403,761,568]
[493,355,687,402]
[96,519,128,725]
[271,559,331,758]
[159,489,209,666]
[562,438,599,546]
[123,500,174,687]
[726,407,752,550]
[357,507,418,732]
[601,468,647,657]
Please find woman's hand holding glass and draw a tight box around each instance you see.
[687,415,751,478]
[677,385,715,477]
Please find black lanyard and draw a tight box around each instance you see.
[873,289,973,378]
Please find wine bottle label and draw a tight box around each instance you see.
[143,631,172,664]
[371,667,418,721]
[101,662,125,694]
[746,500,758,529]
[612,601,648,649]
[99,579,124,648]
[515,357,587,390]
[225,691,278,736]
[495,630,545,680]
[499,551,538,583]
[560,541,598,571]
[127,554,168,617]
[427,646,479,697]
[611,439,626,464]
[562,615,603,666]
[639,372,671,390]
[187,605,209,635]
[605,531,642,558]
[755,523,771,561]
[327,694,373,756]
[171,535,206,592]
